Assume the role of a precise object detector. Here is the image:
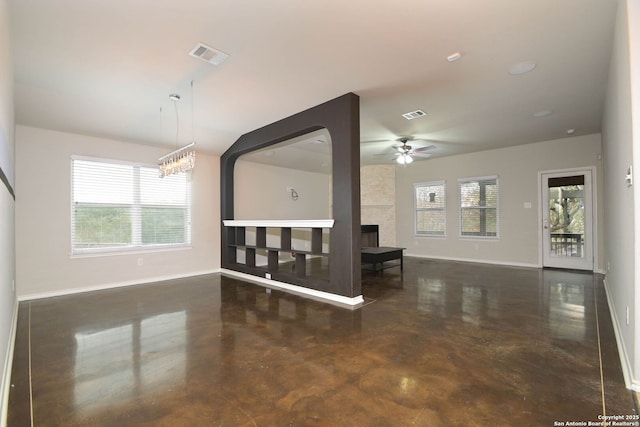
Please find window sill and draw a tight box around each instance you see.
[70,244,192,259]
[457,236,500,241]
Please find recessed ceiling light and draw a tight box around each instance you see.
[533,109,553,118]
[566,129,576,135]
[447,52,462,62]
[402,109,427,120]
[509,61,537,75]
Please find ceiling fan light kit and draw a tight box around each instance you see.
[387,137,435,165]
[397,153,413,164]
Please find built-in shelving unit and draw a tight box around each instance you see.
[223,220,334,287]
[220,93,362,306]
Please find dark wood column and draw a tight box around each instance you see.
[220,93,361,298]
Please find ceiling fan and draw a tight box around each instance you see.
[385,137,436,164]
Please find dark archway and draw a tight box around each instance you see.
[220,93,361,298]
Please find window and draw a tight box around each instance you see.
[458,176,498,238]
[414,181,446,236]
[72,157,191,254]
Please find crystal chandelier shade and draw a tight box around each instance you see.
[158,82,197,178]
[159,142,196,178]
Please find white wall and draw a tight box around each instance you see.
[234,160,331,259]
[395,134,604,269]
[0,0,16,422]
[234,160,331,220]
[602,0,639,390]
[15,125,220,299]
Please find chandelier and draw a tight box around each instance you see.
[159,82,197,178]
[159,141,196,178]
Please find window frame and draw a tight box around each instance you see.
[414,180,446,237]
[70,155,192,256]
[457,175,499,239]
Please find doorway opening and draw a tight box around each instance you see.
[541,170,594,271]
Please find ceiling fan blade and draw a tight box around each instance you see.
[361,138,394,144]
[412,145,436,153]
[393,145,411,153]
[411,152,433,158]
[403,138,432,144]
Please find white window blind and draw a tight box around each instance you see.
[458,176,498,238]
[414,181,446,236]
[71,158,191,254]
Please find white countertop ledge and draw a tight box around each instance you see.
[223,219,334,228]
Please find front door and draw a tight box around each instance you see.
[541,170,593,271]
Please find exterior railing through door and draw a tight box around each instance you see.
[550,233,583,257]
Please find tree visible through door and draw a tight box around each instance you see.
[542,171,593,271]
[548,175,584,257]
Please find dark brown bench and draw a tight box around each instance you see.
[361,225,405,273]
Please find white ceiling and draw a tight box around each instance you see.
[9,0,617,169]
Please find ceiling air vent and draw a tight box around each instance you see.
[402,109,427,120]
[189,43,229,66]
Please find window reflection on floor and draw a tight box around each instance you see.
[416,278,445,315]
[74,324,134,411]
[462,286,499,326]
[549,283,585,340]
[278,299,298,320]
[140,311,187,391]
[416,278,501,324]
[74,311,186,414]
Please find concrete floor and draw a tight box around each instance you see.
[7,258,637,426]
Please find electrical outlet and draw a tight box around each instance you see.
[137,258,144,266]
[265,273,271,279]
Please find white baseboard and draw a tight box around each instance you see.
[221,269,364,309]
[19,267,364,309]
[1,298,19,427]
[404,252,540,269]
[603,278,638,390]
[18,269,222,301]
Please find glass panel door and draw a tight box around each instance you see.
[542,171,593,270]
